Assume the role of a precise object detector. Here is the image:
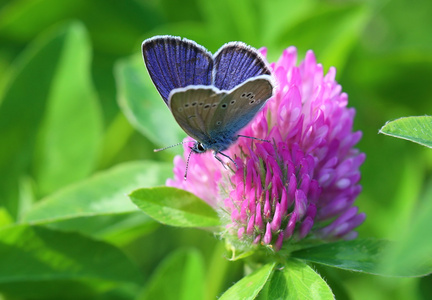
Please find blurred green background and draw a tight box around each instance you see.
[0,0,431,299]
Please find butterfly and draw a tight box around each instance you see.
[142,35,274,178]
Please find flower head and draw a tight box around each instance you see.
[167,46,365,251]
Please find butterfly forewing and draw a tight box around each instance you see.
[213,42,271,91]
[142,36,213,104]
[207,76,273,136]
[169,87,225,142]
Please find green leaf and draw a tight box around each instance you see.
[291,238,431,277]
[129,187,220,227]
[0,224,143,299]
[0,207,13,228]
[291,239,385,274]
[268,259,334,300]
[379,116,432,148]
[33,21,102,196]
[0,19,72,217]
[46,212,159,247]
[219,262,275,300]
[115,54,185,148]
[379,179,432,277]
[17,175,37,219]
[23,161,172,224]
[97,112,135,169]
[205,242,231,299]
[138,248,204,300]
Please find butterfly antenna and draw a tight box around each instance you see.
[237,134,270,143]
[184,148,194,180]
[154,140,195,152]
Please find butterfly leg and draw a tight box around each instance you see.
[214,151,238,169]
[237,134,270,143]
[213,152,228,169]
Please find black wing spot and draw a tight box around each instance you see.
[241,93,247,98]
[249,100,255,104]
[184,103,189,108]
[178,107,183,112]
[212,103,218,107]
[191,102,197,106]
[230,100,236,105]
[216,121,222,125]
[188,115,196,119]
[199,102,204,106]
[204,104,211,109]
[221,103,228,109]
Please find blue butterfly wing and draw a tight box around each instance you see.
[142,36,213,104]
[208,76,273,137]
[213,42,271,91]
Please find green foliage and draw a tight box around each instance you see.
[380,116,432,148]
[24,161,171,224]
[220,262,276,300]
[378,180,432,277]
[291,238,432,277]
[1,0,432,299]
[220,260,335,299]
[0,21,93,217]
[32,22,102,197]
[0,224,143,299]
[267,260,334,300]
[137,248,205,300]
[130,187,220,227]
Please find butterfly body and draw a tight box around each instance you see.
[142,35,274,174]
[191,129,239,154]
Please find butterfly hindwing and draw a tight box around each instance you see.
[207,75,273,136]
[142,36,213,104]
[213,42,271,91]
[169,86,226,142]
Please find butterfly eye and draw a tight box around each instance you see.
[197,143,205,151]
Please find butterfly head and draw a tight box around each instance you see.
[190,141,207,154]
